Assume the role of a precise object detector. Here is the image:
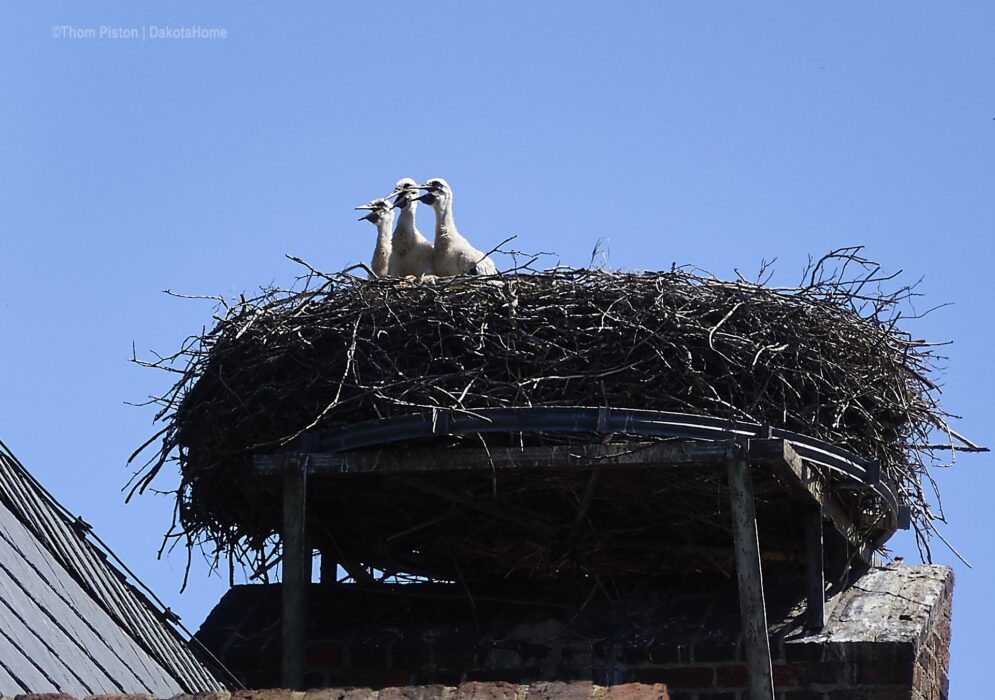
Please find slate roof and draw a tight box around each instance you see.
[0,438,228,695]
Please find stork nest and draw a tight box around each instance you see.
[130,249,978,577]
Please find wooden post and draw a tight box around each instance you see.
[726,441,775,700]
[319,546,338,584]
[282,456,307,690]
[804,508,825,629]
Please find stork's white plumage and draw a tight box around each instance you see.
[387,178,436,277]
[417,178,498,276]
[355,198,394,277]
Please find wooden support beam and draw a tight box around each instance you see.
[804,508,825,629]
[282,457,307,690]
[750,438,880,566]
[402,478,559,539]
[726,442,774,700]
[254,442,732,476]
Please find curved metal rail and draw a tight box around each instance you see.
[299,406,907,530]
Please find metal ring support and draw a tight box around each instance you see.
[298,406,907,530]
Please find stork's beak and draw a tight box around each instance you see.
[355,204,379,222]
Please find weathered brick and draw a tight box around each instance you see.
[857,660,914,686]
[370,671,416,689]
[715,665,748,688]
[304,688,377,700]
[379,685,452,700]
[454,682,523,700]
[526,682,592,700]
[231,691,298,700]
[601,682,669,700]
[302,674,327,691]
[304,690,376,700]
[414,671,464,688]
[465,670,534,685]
[848,641,915,669]
[771,664,799,688]
[922,650,937,679]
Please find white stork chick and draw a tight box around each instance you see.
[355,198,394,277]
[417,178,498,277]
[387,178,436,277]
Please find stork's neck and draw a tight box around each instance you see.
[377,222,392,243]
[396,202,417,234]
[371,217,393,276]
[434,202,457,239]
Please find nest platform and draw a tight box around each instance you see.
[254,406,903,582]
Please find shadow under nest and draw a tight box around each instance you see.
[130,251,978,581]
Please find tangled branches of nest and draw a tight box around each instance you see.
[130,248,977,572]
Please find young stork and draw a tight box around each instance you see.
[417,178,498,276]
[387,178,435,277]
[355,198,394,277]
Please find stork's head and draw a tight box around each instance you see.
[390,177,420,211]
[416,178,452,211]
[355,198,393,226]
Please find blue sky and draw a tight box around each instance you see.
[1,1,992,693]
